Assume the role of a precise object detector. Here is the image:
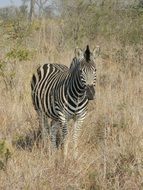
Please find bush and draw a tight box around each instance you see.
[6,48,34,61]
[0,140,11,170]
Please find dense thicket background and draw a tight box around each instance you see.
[0,0,143,189]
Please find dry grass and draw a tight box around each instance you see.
[0,43,143,190]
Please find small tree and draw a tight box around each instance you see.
[29,0,35,22]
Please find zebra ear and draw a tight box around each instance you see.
[75,47,83,59]
[93,46,100,59]
[84,45,91,62]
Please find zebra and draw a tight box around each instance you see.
[31,45,99,156]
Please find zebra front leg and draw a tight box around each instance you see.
[50,121,60,149]
[39,112,49,149]
[73,117,84,159]
[59,118,68,159]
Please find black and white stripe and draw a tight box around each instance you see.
[31,45,99,153]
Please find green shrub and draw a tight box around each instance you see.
[0,140,12,170]
[6,48,33,61]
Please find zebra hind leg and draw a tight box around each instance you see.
[50,119,69,161]
[38,111,50,149]
[50,120,61,149]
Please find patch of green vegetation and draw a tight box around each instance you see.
[6,48,34,61]
[0,140,12,170]
[88,171,100,190]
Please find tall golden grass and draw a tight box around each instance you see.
[0,39,143,189]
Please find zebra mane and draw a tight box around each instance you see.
[84,45,91,62]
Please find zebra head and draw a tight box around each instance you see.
[74,45,100,100]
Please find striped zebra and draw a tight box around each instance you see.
[31,45,99,155]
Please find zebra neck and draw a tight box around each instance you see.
[67,70,86,100]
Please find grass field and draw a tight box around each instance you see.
[0,1,143,188]
[0,39,143,189]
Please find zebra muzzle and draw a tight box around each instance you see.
[86,85,95,100]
